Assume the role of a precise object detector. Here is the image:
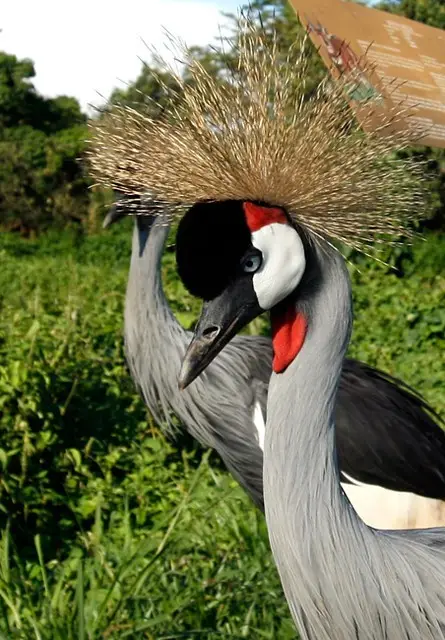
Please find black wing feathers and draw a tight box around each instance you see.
[336,359,445,498]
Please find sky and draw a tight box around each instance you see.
[1,0,241,112]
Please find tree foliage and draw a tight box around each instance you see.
[0,53,90,234]
[377,0,445,29]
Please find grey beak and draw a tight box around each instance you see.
[178,290,262,390]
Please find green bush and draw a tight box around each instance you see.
[0,52,92,235]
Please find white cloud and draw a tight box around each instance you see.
[1,0,239,112]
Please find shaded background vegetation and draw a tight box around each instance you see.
[0,1,444,638]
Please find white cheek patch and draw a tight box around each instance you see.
[251,223,306,310]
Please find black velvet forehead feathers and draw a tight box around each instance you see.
[176,200,252,301]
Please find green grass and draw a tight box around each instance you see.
[0,222,443,638]
[0,453,294,639]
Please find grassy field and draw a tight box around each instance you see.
[0,220,443,639]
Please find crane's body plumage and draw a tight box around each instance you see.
[122,212,445,527]
[264,244,445,639]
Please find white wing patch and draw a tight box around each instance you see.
[253,399,266,451]
[341,476,445,530]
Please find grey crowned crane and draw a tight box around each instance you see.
[90,21,445,638]
[105,203,445,529]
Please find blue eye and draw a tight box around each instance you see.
[242,253,262,273]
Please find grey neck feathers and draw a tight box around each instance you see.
[265,245,353,493]
[124,216,184,425]
[264,247,358,558]
[263,245,445,640]
[128,216,173,319]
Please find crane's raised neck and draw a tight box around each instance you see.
[263,245,376,639]
[127,213,175,328]
[265,242,353,484]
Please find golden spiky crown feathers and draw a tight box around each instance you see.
[87,16,426,253]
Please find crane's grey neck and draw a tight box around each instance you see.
[135,215,153,258]
[125,213,184,428]
[133,215,170,273]
[265,244,353,469]
[129,215,172,315]
[264,245,371,639]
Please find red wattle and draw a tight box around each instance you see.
[271,307,307,373]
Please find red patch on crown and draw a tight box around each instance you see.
[271,307,307,373]
[243,201,288,232]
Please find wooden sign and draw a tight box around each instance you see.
[289,0,445,149]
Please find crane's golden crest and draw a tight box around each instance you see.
[87,15,426,254]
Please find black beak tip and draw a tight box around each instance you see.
[178,375,194,392]
[179,324,223,391]
[178,337,215,391]
[178,369,187,391]
[178,361,194,391]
